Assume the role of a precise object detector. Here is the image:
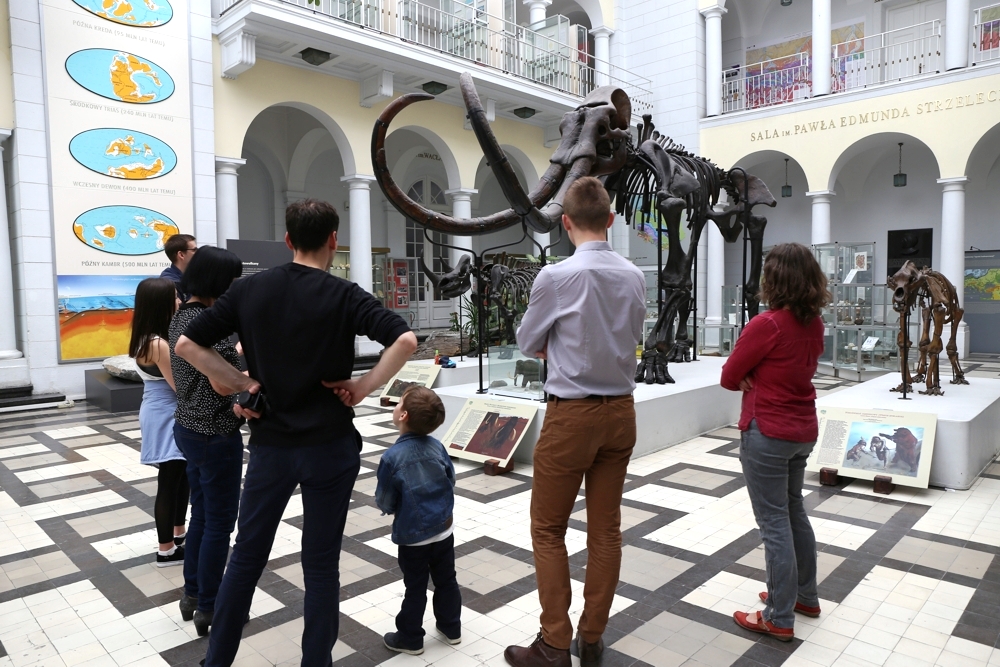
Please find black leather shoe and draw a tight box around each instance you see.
[573,635,604,666]
[179,595,198,622]
[504,632,571,667]
[193,609,213,637]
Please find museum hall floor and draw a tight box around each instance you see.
[1,356,1000,667]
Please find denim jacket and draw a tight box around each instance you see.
[375,432,455,545]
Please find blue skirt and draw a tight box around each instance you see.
[139,380,184,466]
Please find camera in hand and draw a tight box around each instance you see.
[237,389,266,414]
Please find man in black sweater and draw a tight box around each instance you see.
[175,199,417,667]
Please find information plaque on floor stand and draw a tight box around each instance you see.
[378,362,442,405]
[440,397,538,469]
[806,407,937,489]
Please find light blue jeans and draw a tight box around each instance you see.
[740,420,819,628]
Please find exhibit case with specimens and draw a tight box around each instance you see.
[329,249,389,307]
[487,345,546,401]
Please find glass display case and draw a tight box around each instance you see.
[722,285,743,326]
[831,326,900,379]
[329,248,390,307]
[832,285,876,326]
[812,242,875,284]
[487,345,546,401]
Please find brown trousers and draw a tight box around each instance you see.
[530,395,636,649]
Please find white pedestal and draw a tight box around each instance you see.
[816,373,1000,490]
[430,357,741,465]
[0,357,30,390]
[410,357,484,389]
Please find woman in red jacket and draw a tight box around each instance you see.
[721,243,829,641]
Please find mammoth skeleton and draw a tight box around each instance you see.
[374,73,774,383]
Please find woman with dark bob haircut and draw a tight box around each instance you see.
[168,245,244,635]
[720,243,830,642]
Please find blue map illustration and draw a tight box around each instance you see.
[71,0,173,26]
[65,49,174,104]
[74,206,180,255]
[70,129,176,180]
[57,275,144,313]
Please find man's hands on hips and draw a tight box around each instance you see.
[323,332,418,408]
[322,377,375,407]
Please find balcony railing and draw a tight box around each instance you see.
[831,21,941,93]
[721,53,811,114]
[720,21,944,114]
[218,0,653,111]
[974,3,1000,64]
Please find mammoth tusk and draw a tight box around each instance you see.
[373,93,525,235]
[460,73,562,233]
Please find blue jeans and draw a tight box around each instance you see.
[740,420,819,628]
[173,424,243,612]
[204,435,361,667]
[396,534,462,644]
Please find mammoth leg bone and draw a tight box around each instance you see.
[919,306,947,396]
[947,305,969,385]
[912,296,931,384]
[744,214,768,318]
[890,318,913,394]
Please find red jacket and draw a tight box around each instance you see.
[721,308,825,443]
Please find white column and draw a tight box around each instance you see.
[523,0,550,26]
[341,175,376,294]
[0,131,22,361]
[945,0,971,70]
[938,177,970,358]
[701,6,727,117]
[446,189,476,269]
[807,191,834,245]
[812,0,831,96]
[591,27,614,87]
[215,156,245,249]
[706,222,725,326]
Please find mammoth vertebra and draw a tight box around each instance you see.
[373,72,631,236]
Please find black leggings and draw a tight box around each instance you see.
[156,459,190,545]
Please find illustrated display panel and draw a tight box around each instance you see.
[378,362,442,405]
[807,407,937,489]
[41,0,192,361]
[441,397,538,467]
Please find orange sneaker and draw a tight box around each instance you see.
[759,592,821,618]
[733,610,794,641]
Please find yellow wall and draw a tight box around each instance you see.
[0,0,15,129]
[212,39,554,190]
[701,71,1000,191]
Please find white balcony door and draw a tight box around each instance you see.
[406,179,454,329]
[884,0,945,80]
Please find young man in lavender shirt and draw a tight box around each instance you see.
[504,177,646,667]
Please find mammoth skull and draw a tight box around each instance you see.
[372,72,632,236]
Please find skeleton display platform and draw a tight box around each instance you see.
[430,357,741,465]
[410,358,482,388]
[816,373,1000,490]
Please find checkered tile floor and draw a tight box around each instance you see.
[1,359,999,667]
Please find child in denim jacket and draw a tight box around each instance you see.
[376,386,461,654]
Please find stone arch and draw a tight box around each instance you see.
[386,126,462,190]
[827,132,941,195]
[254,101,357,176]
[286,128,341,193]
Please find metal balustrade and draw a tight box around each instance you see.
[974,3,1000,64]
[217,0,653,111]
[721,53,811,114]
[831,21,941,93]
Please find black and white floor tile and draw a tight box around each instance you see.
[0,360,999,667]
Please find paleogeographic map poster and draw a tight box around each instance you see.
[806,407,937,489]
[441,397,538,467]
[41,0,193,360]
